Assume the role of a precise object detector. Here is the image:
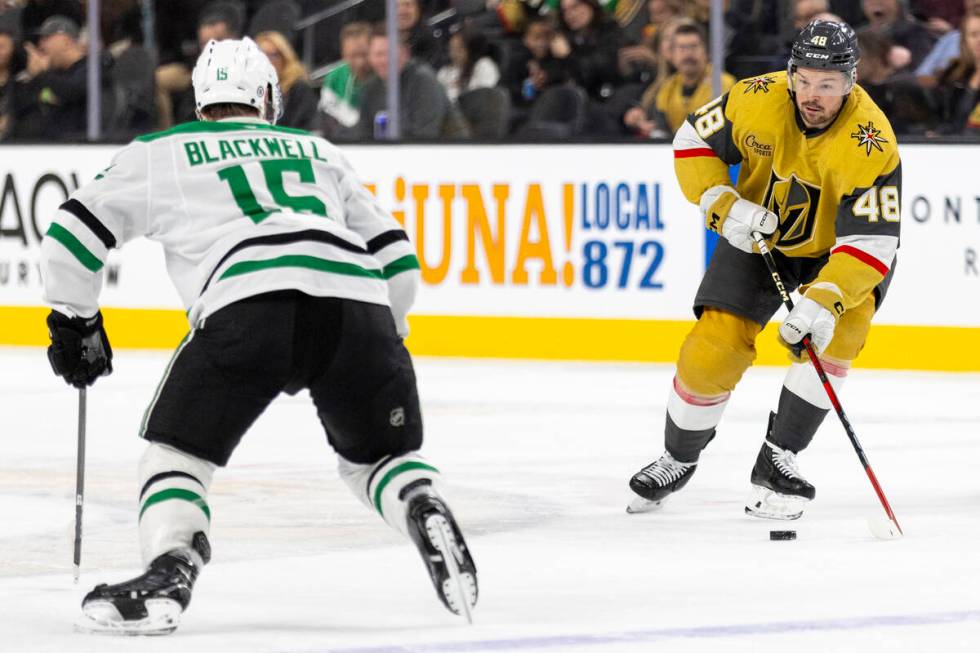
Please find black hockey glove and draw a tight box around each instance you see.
[46,310,113,388]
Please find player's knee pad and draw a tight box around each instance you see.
[677,308,760,396]
[824,295,875,362]
[138,442,216,566]
[338,452,443,537]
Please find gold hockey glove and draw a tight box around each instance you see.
[699,185,778,254]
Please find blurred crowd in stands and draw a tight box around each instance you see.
[0,0,978,142]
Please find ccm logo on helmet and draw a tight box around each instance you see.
[804,52,830,59]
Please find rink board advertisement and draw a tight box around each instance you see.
[0,143,977,370]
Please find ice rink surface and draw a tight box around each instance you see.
[0,346,978,652]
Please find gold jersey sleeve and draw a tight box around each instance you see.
[672,71,901,316]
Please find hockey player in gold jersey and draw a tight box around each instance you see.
[628,20,901,519]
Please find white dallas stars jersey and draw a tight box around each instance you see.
[41,118,419,326]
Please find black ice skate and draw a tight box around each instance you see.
[404,482,478,622]
[627,451,697,514]
[76,534,209,636]
[745,413,816,521]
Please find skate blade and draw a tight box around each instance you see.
[867,516,903,540]
[626,495,666,514]
[744,485,808,521]
[426,514,477,623]
[74,598,181,636]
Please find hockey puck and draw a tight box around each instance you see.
[769,530,796,541]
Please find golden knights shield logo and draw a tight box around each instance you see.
[761,171,821,247]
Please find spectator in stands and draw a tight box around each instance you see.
[319,22,371,139]
[554,0,625,100]
[795,0,831,29]
[500,15,569,117]
[152,1,206,117]
[14,15,113,140]
[861,0,936,70]
[481,0,551,36]
[255,30,316,130]
[916,0,980,87]
[196,1,244,43]
[19,0,81,43]
[723,0,785,78]
[828,0,868,27]
[610,0,650,44]
[687,0,738,49]
[355,25,460,140]
[857,29,935,133]
[639,0,682,44]
[436,27,500,102]
[100,0,144,58]
[156,1,243,128]
[935,11,980,134]
[0,1,22,35]
[397,0,442,68]
[622,21,733,137]
[617,0,679,86]
[812,11,845,22]
[0,25,17,138]
[912,0,965,37]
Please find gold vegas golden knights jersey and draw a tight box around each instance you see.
[672,70,901,318]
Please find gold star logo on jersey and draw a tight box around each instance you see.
[850,121,888,155]
[743,76,775,94]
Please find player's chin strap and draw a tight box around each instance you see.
[751,231,903,537]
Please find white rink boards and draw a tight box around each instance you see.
[0,347,978,652]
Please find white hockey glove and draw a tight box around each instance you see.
[779,296,836,357]
[700,185,778,254]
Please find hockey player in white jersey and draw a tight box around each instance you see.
[41,37,477,635]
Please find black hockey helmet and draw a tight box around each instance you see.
[788,20,859,94]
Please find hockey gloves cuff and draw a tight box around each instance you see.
[700,185,778,255]
[778,295,837,359]
[47,310,114,388]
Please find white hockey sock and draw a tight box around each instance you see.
[667,377,730,432]
[338,452,443,538]
[138,443,215,567]
[782,359,848,411]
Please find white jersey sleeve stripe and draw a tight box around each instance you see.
[673,120,712,152]
[381,254,420,279]
[365,230,418,270]
[831,233,897,273]
[45,222,105,272]
[366,229,409,254]
[60,199,118,249]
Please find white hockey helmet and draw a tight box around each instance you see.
[192,37,283,123]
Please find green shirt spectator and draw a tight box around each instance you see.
[319,22,371,138]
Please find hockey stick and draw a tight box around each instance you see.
[73,387,87,583]
[751,232,903,538]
